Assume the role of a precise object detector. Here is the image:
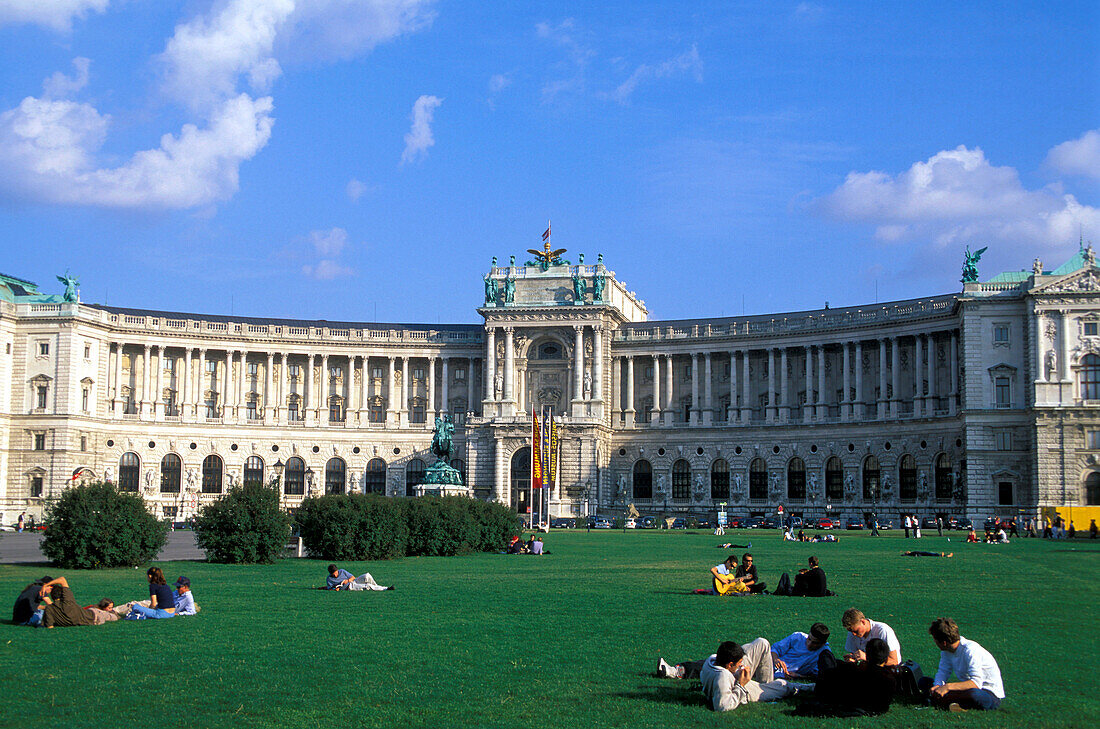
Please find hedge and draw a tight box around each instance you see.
[295,494,520,561]
[193,481,292,564]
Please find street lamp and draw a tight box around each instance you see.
[305,467,315,496]
[870,478,880,537]
[584,479,592,518]
[273,459,285,509]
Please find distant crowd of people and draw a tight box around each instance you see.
[507,534,545,554]
[13,567,197,627]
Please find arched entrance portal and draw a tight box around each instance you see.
[511,447,531,514]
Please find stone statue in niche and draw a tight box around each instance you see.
[843,473,856,501]
[494,372,503,398]
[1045,348,1057,380]
[692,472,707,500]
[768,472,781,497]
[654,474,667,496]
[617,474,627,498]
[917,470,928,499]
[583,369,592,398]
[808,472,818,499]
[144,469,156,494]
[733,472,743,496]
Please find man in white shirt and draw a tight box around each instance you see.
[904,514,912,538]
[841,608,901,665]
[926,617,1004,711]
[669,639,794,711]
[172,576,198,616]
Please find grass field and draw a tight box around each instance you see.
[2,530,1098,728]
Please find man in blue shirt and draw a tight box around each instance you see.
[771,623,832,679]
[325,564,394,591]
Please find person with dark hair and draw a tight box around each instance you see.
[325,564,393,591]
[710,555,747,595]
[798,638,897,716]
[127,566,177,619]
[1090,519,1097,539]
[903,550,954,557]
[770,623,832,679]
[13,574,52,626]
[925,618,1004,711]
[735,553,767,593]
[172,576,198,616]
[38,577,96,628]
[841,608,901,665]
[792,556,827,596]
[657,638,796,710]
[86,598,120,625]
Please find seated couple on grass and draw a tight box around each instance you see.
[14,569,196,627]
[702,553,766,595]
[772,556,830,597]
[325,564,395,591]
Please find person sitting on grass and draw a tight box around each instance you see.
[967,528,979,543]
[923,617,1004,712]
[735,553,767,593]
[13,574,52,626]
[172,576,198,615]
[902,550,954,557]
[709,555,748,595]
[841,608,901,666]
[326,564,394,591]
[530,535,544,555]
[771,622,832,679]
[127,567,177,619]
[38,577,96,628]
[657,639,796,711]
[507,536,525,554]
[797,637,897,716]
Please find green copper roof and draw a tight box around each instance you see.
[1050,248,1088,275]
[985,271,1031,283]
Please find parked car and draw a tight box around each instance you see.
[954,518,974,531]
[171,521,194,530]
[879,519,896,531]
[624,518,637,529]
[725,516,743,529]
[845,518,866,530]
[694,517,712,529]
[788,516,804,528]
[803,518,819,529]
[746,516,765,529]
[639,516,659,529]
[591,517,613,529]
[817,518,835,530]
[762,516,782,530]
[550,517,576,529]
[670,517,687,529]
[922,517,940,529]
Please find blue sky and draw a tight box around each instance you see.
[0,1,1097,323]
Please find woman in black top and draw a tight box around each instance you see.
[128,567,176,619]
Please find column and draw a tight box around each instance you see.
[728,351,737,423]
[593,325,604,404]
[926,334,936,415]
[663,354,673,425]
[358,356,368,423]
[237,350,247,421]
[816,344,827,419]
[155,346,165,419]
[611,356,621,424]
[197,349,207,418]
[877,338,887,419]
[320,354,329,423]
[890,337,900,418]
[182,348,193,420]
[651,354,661,424]
[517,367,526,414]
[949,331,959,415]
[625,355,636,427]
[113,343,124,415]
[803,346,813,423]
[914,335,924,417]
[400,356,410,427]
[486,327,496,403]
[1035,313,1047,383]
[741,350,751,424]
[1060,310,1071,381]
[841,343,851,422]
[440,358,450,421]
[573,325,584,404]
[778,348,789,421]
[265,353,274,421]
[222,351,231,419]
[280,353,290,421]
[495,437,507,504]
[386,356,396,425]
[690,352,700,425]
[855,341,864,420]
[141,344,151,418]
[304,354,314,424]
[766,348,776,422]
[428,356,437,419]
[703,352,713,425]
[503,326,515,404]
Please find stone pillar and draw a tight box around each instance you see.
[428,356,437,420]
[320,354,330,423]
[504,326,515,405]
[153,346,164,419]
[387,356,396,425]
[816,344,827,419]
[573,325,585,407]
[265,352,274,421]
[302,354,313,424]
[1060,310,1071,381]
[401,356,410,427]
[703,352,713,425]
[841,343,851,422]
[741,350,751,424]
[486,327,496,404]
[237,350,247,421]
[593,325,604,405]
[926,334,936,415]
[280,353,290,421]
[495,437,507,505]
[914,335,924,416]
[890,337,900,418]
[803,346,813,423]
[197,349,207,418]
[141,344,152,418]
[113,343,124,416]
[182,348,192,420]
[690,352,700,425]
[766,348,777,422]
[1035,314,1047,383]
[663,354,674,425]
[728,351,737,423]
[949,331,959,414]
[778,348,789,422]
[625,355,636,427]
[877,339,887,419]
[611,356,621,424]
[651,354,661,423]
[855,341,864,420]
[441,358,450,420]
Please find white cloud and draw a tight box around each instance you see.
[302,259,354,280]
[816,145,1100,255]
[43,57,91,98]
[536,18,594,102]
[1046,129,1100,181]
[401,94,442,164]
[346,178,372,202]
[308,227,348,256]
[301,227,355,279]
[488,73,511,93]
[793,2,825,23]
[281,0,436,63]
[609,45,702,104]
[0,0,108,32]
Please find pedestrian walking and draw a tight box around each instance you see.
[17,512,25,533]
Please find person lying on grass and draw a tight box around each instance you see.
[326,564,395,591]
[841,608,901,666]
[770,622,833,679]
[37,577,96,628]
[902,551,953,557]
[657,639,796,711]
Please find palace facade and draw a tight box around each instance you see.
[4,246,1100,526]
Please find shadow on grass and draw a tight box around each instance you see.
[610,685,709,707]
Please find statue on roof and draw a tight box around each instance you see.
[484,274,497,305]
[961,246,987,284]
[572,269,587,303]
[1085,243,1096,268]
[593,270,606,302]
[503,275,515,304]
[527,239,568,271]
[56,271,79,302]
[1033,258,1043,276]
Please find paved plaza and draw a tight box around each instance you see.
[0,529,204,565]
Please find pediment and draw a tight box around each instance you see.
[1032,266,1100,294]
[988,362,1016,374]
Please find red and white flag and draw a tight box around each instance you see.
[542,220,551,241]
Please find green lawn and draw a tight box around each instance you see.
[2,530,1098,728]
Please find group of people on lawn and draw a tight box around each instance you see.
[657,609,1004,715]
[707,553,827,597]
[13,567,196,628]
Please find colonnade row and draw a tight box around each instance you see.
[483,324,606,405]
[109,344,481,427]
[609,331,960,426]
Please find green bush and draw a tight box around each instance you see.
[295,494,519,560]
[193,482,292,564]
[41,481,169,569]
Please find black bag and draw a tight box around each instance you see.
[892,660,925,699]
[774,572,793,596]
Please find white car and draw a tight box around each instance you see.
[624,518,637,529]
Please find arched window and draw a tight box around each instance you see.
[825,457,843,501]
[1082,354,1100,400]
[787,458,806,500]
[160,454,181,493]
[325,457,346,494]
[633,460,652,500]
[1086,472,1100,505]
[510,449,530,511]
[672,459,690,500]
[243,456,264,487]
[935,454,953,500]
[862,455,880,500]
[406,458,425,497]
[364,458,386,494]
[711,459,730,500]
[899,454,917,501]
[202,455,223,494]
[284,456,305,495]
[118,452,140,492]
[749,458,767,500]
[450,458,466,485]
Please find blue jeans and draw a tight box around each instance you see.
[26,608,43,627]
[129,604,175,619]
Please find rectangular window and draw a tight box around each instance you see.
[994,430,1012,451]
[32,476,43,498]
[330,366,342,378]
[645,366,653,380]
[1086,322,1098,336]
[206,361,217,373]
[81,388,89,412]
[80,435,87,452]
[454,367,466,381]
[246,401,258,420]
[1088,431,1100,449]
[34,433,46,450]
[84,344,91,359]
[993,324,1009,343]
[289,401,301,421]
[371,367,384,379]
[164,358,174,372]
[329,402,344,422]
[205,399,217,418]
[289,364,301,379]
[248,362,259,376]
[39,342,49,356]
[413,368,426,381]
[37,386,47,409]
[994,377,1011,408]
[998,481,1014,505]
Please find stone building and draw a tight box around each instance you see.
[3,245,1099,527]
